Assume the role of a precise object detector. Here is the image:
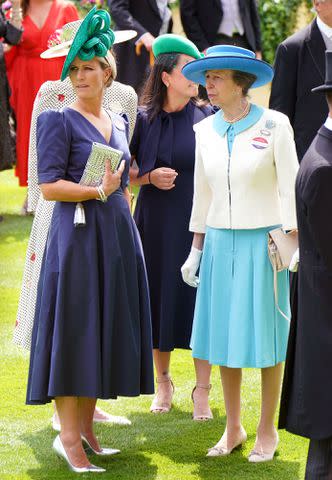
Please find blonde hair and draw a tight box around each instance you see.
[99,51,117,87]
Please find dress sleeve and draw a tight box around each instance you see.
[129,109,143,165]
[37,110,70,184]
[273,115,299,230]
[189,126,213,233]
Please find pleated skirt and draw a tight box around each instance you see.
[190,226,290,368]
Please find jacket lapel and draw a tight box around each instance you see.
[305,19,326,82]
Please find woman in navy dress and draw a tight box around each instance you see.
[130,34,213,419]
[26,9,153,473]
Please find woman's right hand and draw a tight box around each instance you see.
[150,167,178,190]
[102,160,125,197]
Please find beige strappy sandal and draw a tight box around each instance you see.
[150,376,174,414]
[192,383,213,421]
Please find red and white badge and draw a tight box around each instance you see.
[251,136,269,149]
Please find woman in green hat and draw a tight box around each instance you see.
[25,8,154,473]
[130,34,214,419]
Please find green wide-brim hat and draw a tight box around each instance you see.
[152,34,203,60]
[61,7,115,81]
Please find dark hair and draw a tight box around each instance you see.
[139,53,205,121]
[231,70,257,96]
[21,0,29,16]
[139,53,180,121]
[326,90,332,106]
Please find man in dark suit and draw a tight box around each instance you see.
[109,0,172,92]
[269,0,332,162]
[279,50,332,479]
[180,0,262,57]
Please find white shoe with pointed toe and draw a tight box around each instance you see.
[207,429,247,457]
[53,435,106,473]
[81,435,120,456]
[248,433,279,463]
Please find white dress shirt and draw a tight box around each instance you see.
[324,116,332,131]
[218,0,244,36]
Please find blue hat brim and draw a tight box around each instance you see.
[182,56,274,88]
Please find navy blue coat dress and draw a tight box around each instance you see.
[26,108,154,404]
[130,101,213,351]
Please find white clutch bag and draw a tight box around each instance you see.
[267,228,298,322]
[74,142,123,227]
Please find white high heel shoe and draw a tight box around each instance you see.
[53,435,106,473]
[206,428,247,457]
[81,435,120,456]
[248,432,279,463]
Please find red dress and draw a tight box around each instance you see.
[5,0,79,186]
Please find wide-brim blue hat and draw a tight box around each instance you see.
[182,45,274,88]
[61,7,115,81]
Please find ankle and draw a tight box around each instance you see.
[156,374,171,384]
[195,383,212,391]
[225,424,244,435]
[257,425,277,438]
[60,431,81,447]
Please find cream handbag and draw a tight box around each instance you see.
[267,228,298,321]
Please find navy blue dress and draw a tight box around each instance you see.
[130,101,213,351]
[26,107,154,405]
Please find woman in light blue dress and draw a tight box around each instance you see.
[181,46,298,462]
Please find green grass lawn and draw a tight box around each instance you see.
[0,169,308,479]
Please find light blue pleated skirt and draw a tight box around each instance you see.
[190,226,290,368]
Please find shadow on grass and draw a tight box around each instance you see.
[21,407,301,480]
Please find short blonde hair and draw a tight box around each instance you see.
[99,50,117,87]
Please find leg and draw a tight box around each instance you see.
[55,396,91,468]
[150,349,174,413]
[305,438,332,480]
[249,363,283,461]
[192,358,213,420]
[78,397,98,451]
[53,400,131,430]
[207,367,246,456]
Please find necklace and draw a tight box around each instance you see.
[223,102,250,123]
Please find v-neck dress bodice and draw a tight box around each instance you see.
[26,108,154,404]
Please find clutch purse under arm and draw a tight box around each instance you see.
[267,228,298,322]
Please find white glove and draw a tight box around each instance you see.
[289,248,299,272]
[181,247,202,288]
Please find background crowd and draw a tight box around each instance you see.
[1,0,332,478]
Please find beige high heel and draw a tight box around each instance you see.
[150,376,174,414]
[191,383,213,421]
[207,428,247,457]
[248,432,279,463]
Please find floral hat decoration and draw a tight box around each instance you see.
[60,7,116,80]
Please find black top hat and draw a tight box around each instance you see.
[312,50,332,92]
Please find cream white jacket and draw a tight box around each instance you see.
[189,108,299,233]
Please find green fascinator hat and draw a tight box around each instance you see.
[61,7,115,81]
[152,34,203,60]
